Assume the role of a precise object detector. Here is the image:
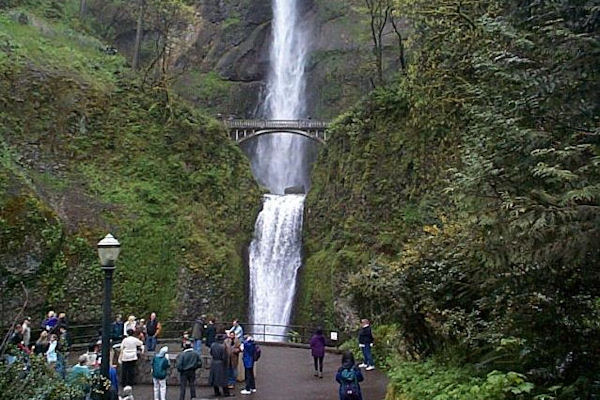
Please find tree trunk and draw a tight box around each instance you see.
[132,0,145,70]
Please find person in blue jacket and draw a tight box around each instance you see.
[335,351,364,400]
[240,335,257,395]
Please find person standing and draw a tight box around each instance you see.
[176,341,202,400]
[151,346,170,400]
[33,331,49,356]
[68,354,91,396]
[205,319,216,350]
[57,312,69,331]
[46,334,58,368]
[209,334,232,397]
[119,329,144,387]
[229,319,244,342]
[22,317,32,348]
[224,330,241,388]
[191,315,205,353]
[358,319,375,370]
[123,316,136,337]
[112,314,124,343]
[43,311,59,332]
[336,351,364,400]
[146,313,161,352]
[309,327,326,378]
[240,335,257,395]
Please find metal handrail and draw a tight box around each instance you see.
[224,119,330,130]
[16,320,349,348]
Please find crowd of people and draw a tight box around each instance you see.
[5,311,71,378]
[4,311,376,400]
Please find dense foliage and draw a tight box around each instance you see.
[0,354,90,400]
[0,5,260,324]
[302,0,599,398]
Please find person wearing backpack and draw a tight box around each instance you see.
[335,351,364,400]
[240,335,258,395]
[151,346,170,400]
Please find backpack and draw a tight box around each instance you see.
[340,368,360,400]
[253,344,261,361]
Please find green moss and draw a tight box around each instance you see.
[0,7,260,321]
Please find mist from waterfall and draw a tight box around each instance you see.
[246,0,312,341]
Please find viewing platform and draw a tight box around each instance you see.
[224,119,330,144]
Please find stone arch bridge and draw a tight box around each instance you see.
[224,119,330,144]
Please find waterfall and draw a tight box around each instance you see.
[246,0,310,341]
[249,195,304,341]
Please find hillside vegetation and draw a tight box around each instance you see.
[0,3,260,324]
[301,1,599,398]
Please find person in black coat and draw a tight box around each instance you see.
[205,320,217,349]
[209,334,231,396]
[358,319,375,370]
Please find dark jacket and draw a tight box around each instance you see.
[191,319,205,340]
[335,363,364,400]
[111,321,124,341]
[176,349,202,372]
[208,342,229,387]
[310,333,326,358]
[205,324,216,347]
[358,325,374,345]
[146,319,159,337]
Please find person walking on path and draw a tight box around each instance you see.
[336,351,364,400]
[209,334,232,397]
[191,315,205,353]
[151,346,170,400]
[176,341,202,400]
[358,319,375,370]
[240,335,257,395]
[224,330,241,388]
[146,313,161,352]
[119,329,144,387]
[310,327,326,378]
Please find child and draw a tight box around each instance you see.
[119,386,134,400]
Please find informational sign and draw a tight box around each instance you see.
[330,331,338,341]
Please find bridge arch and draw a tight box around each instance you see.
[224,119,330,145]
[237,129,326,145]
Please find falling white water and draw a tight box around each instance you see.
[247,0,311,341]
[264,0,308,119]
[249,195,304,341]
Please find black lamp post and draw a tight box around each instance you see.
[97,233,121,384]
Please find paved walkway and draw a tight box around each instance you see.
[129,345,388,399]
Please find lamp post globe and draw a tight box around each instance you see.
[97,233,120,387]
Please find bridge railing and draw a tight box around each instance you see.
[224,119,330,130]
[13,320,350,349]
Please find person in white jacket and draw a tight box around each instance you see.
[119,329,144,386]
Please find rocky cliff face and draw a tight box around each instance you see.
[91,0,377,119]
